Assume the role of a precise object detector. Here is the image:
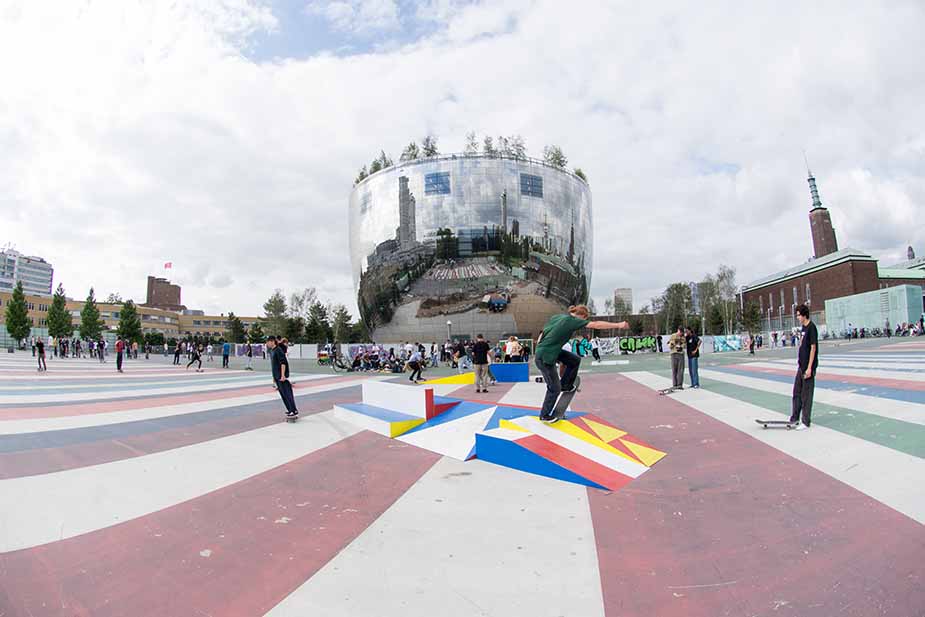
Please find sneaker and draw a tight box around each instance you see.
[545,414,562,424]
[794,423,809,431]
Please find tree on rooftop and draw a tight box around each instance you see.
[400,141,420,161]
[464,132,479,154]
[543,144,568,169]
[421,135,439,157]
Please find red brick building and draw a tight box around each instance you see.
[143,276,186,311]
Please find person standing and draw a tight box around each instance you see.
[685,327,701,389]
[407,347,424,384]
[207,343,214,362]
[173,342,182,365]
[222,341,231,368]
[472,333,492,393]
[656,334,664,353]
[790,304,818,430]
[36,338,47,372]
[534,305,628,423]
[99,337,107,363]
[31,336,36,357]
[245,342,253,370]
[590,336,601,362]
[668,326,686,390]
[268,336,298,418]
[115,337,125,373]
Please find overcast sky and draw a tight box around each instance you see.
[2,0,923,317]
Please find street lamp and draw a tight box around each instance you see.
[446,320,452,341]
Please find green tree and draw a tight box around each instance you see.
[106,292,122,304]
[482,135,496,156]
[331,304,352,343]
[400,141,420,161]
[464,132,479,155]
[79,287,104,341]
[304,302,333,343]
[46,283,73,339]
[116,300,143,344]
[375,150,393,169]
[509,134,527,160]
[247,319,265,343]
[715,265,738,335]
[283,316,305,342]
[226,312,246,343]
[369,158,383,174]
[573,168,588,183]
[707,304,725,334]
[4,280,31,345]
[354,165,368,185]
[144,332,165,346]
[543,144,568,169]
[421,135,439,157]
[349,319,369,343]
[742,301,762,334]
[263,289,288,336]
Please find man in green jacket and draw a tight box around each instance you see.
[534,305,628,422]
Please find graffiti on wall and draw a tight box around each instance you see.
[571,336,658,356]
[712,336,743,352]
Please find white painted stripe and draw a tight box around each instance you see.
[509,416,648,478]
[0,378,366,435]
[764,358,925,371]
[742,361,925,382]
[264,379,606,617]
[0,410,362,552]
[0,376,260,391]
[0,374,332,404]
[624,371,925,524]
[397,407,496,460]
[700,369,925,426]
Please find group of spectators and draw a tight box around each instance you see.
[667,326,702,389]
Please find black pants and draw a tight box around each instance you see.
[592,348,601,361]
[116,352,123,372]
[791,369,815,426]
[222,354,229,368]
[173,352,181,365]
[276,380,297,414]
[187,357,202,370]
[408,361,422,382]
[535,350,580,418]
[38,354,46,371]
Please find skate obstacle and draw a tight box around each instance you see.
[334,381,666,490]
[487,362,530,382]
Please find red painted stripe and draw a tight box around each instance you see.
[0,376,357,420]
[731,363,925,390]
[425,387,435,419]
[581,373,925,617]
[0,390,360,480]
[517,434,633,491]
[0,432,440,617]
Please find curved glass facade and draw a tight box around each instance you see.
[348,154,592,341]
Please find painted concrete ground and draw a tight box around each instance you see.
[1,341,924,616]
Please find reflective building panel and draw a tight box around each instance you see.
[348,153,593,342]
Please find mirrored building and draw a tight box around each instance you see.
[349,153,592,341]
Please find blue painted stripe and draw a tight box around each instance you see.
[714,366,925,405]
[474,432,605,490]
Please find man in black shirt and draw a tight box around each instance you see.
[471,334,491,393]
[268,336,298,419]
[684,327,701,388]
[790,304,818,430]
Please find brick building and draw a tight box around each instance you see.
[741,170,925,330]
[143,276,186,311]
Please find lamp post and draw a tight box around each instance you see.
[446,320,452,342]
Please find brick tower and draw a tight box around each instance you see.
[807,167,838,259]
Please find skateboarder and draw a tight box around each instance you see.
[534,305,628,423]
[790,304,817,430]
[268,336,298,419]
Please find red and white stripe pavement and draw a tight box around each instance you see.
[1,354,923,616]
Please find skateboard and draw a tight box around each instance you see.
[547,375,581,421]
[285,414,299,423]
[755,419,797,429]
[535,377,545,383]
[658,386,682,395]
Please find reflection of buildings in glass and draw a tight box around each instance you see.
[349,153,593,341]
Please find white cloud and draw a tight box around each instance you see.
[1,0,924,320]
[304,0,400,34]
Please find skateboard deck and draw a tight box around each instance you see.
[658,386,682,395]
[285,415,299,423]
[549,375,581,420]
[755,419,797,429]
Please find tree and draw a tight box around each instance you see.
[612,296,630,321]
[225,312,246,343]
[354,165,368,185]
[263,289,288,336]
[369,158,383,174]
[79,287,104,340]
[587,298,598,316]
[105,292,122,304]
[482,135,496,156]
[543,144,568,169]
[331,304,352,343]
[707,304,725,334]
[304,302,333,343]
[247,319,265,343]
[496,135,511,157]
[573,168,588,183]
[742,301,762,334]
[375,150,393,169]
[421,135,439,157]
[288,288,317,322]
[4,280,31,345]
[116,300,143,344]
[400,141,420,161]
[509,134,527,160]
[46,283,73,339]
[464,131,479,154]
[349,319,369,343]
[603,297,614,315]
[715,265,738,335]
[662,282,693,332]
[283,316,305,342]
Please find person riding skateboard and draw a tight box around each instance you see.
[534,305,628,423]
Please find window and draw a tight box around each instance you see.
[805,283,811,305]
[769,293,773,313]
[792,286,797,306]
[193,320,202,326]
[759,296,764,313]
[424,172,451,195]
[779,289,784,311]
[520,173,543,198]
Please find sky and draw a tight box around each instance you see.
[2,0,924,317]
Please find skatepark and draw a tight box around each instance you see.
[1,338,923,616]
